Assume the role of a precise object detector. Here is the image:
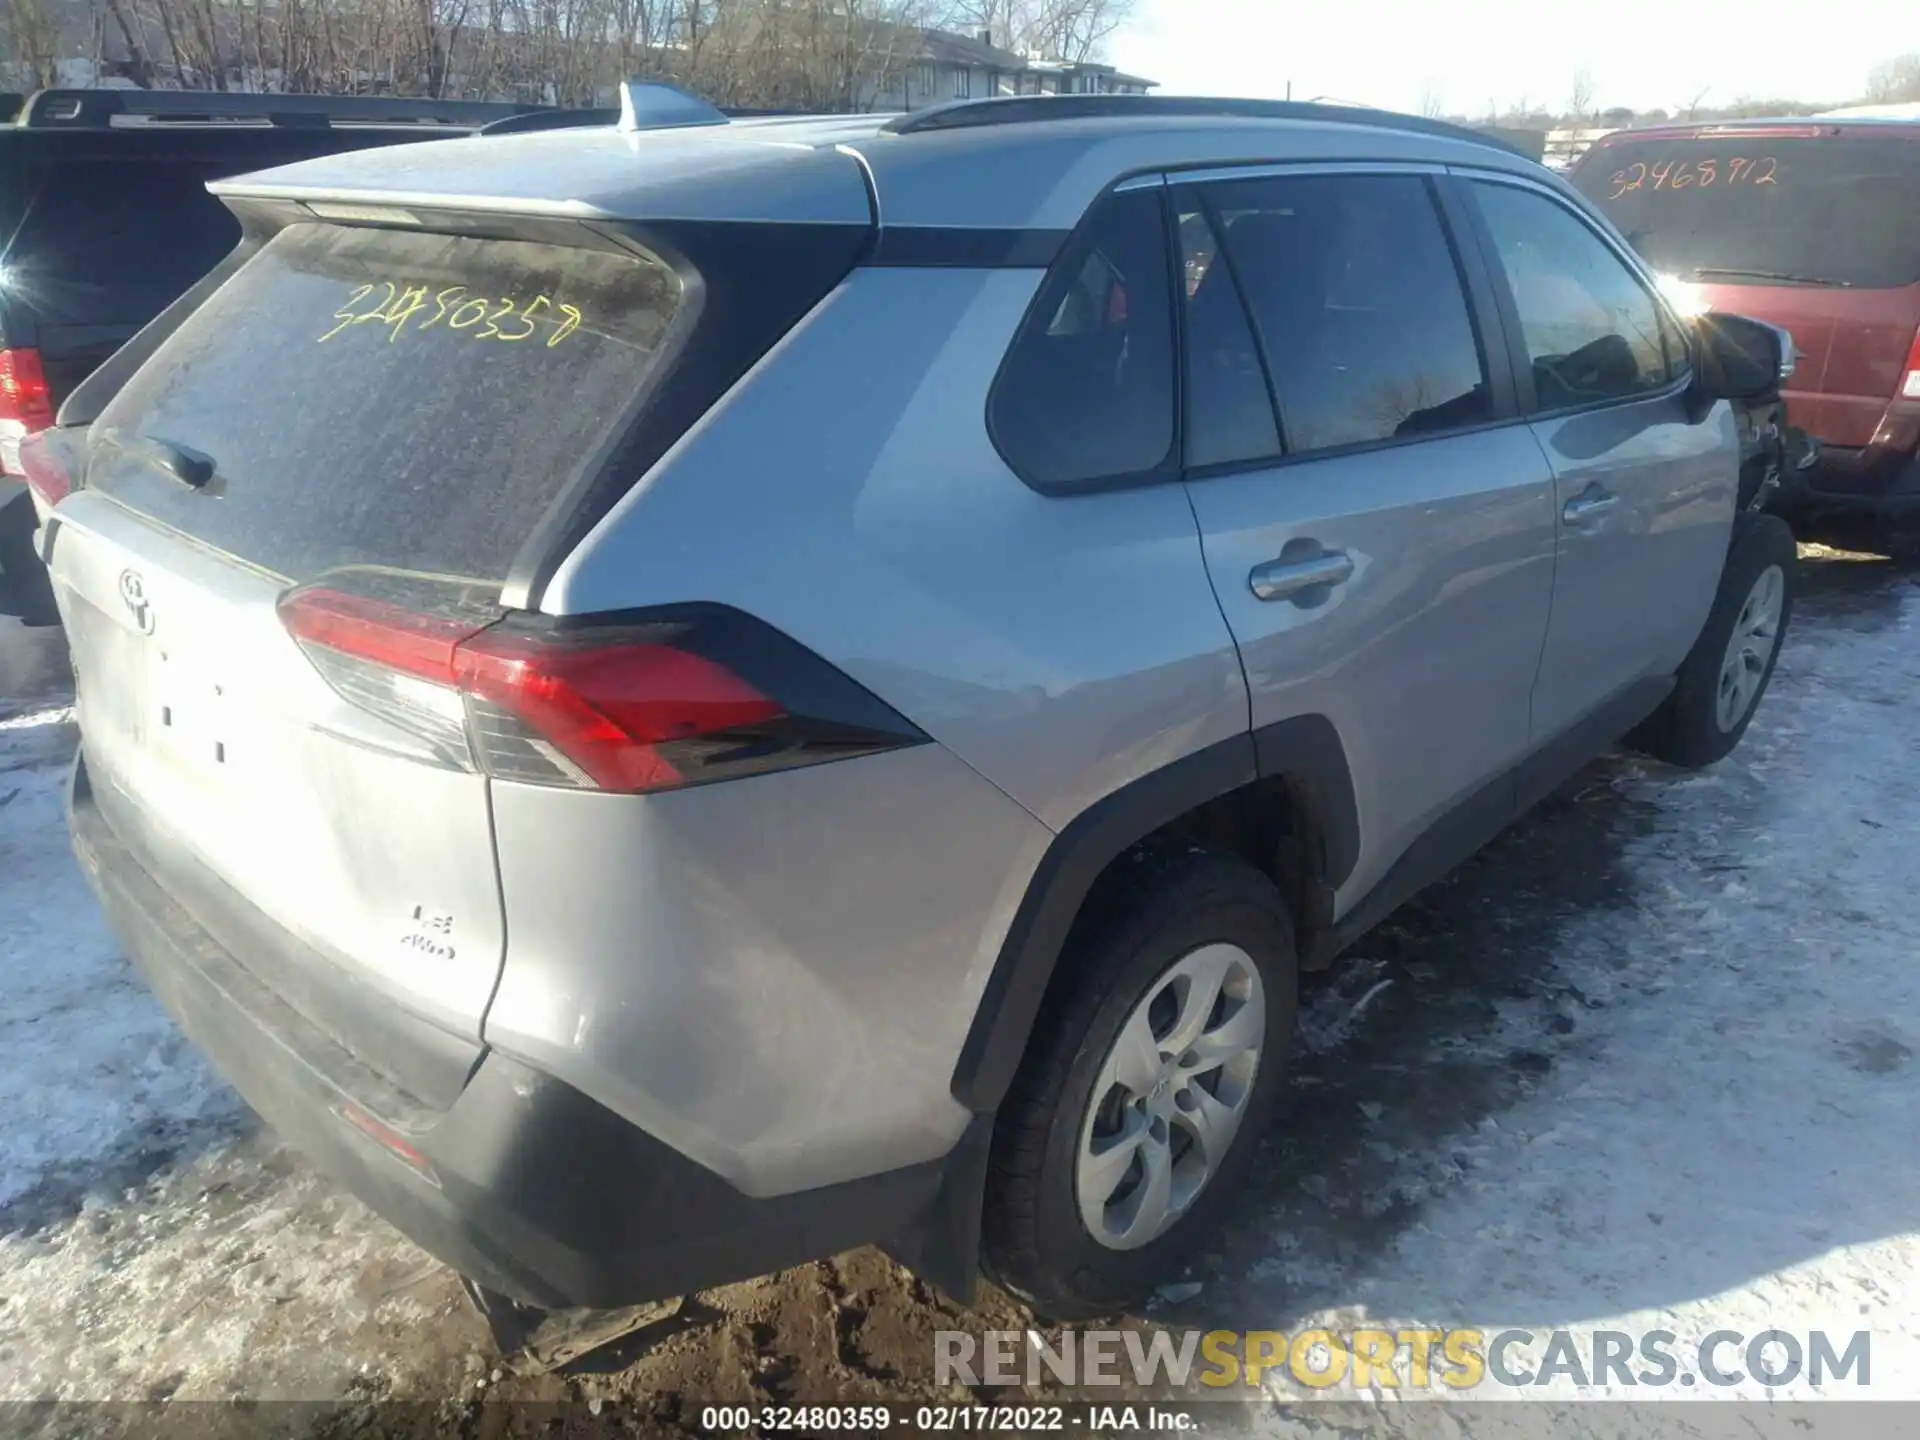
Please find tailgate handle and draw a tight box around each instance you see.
[96,429,216,490]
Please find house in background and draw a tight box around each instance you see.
[865,29,1156,112]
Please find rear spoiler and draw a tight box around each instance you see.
[15,89,555,131]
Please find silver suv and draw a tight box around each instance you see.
[26,94,1795,1321]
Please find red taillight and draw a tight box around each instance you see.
[0,347,56,479]
[277,584,915,794]
[337,1103,437,1182]
[276,586,488,685]
[455,633,782,792]
[0,347,53,428]
[1900,326,1920,402]
[17,430,73,507]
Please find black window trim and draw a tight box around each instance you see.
[1448,166,1696,425]
[992,160,1545,498]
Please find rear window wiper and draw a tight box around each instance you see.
[93,428,217,490]
[1687,266,1856,289]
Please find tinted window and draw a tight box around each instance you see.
[990,188,1176,490]
[1178,207,1280,468]
[1472,181,1674,411]
[1207,174,1492,455]
[89,223,683,584]
[1569,133,1920,291]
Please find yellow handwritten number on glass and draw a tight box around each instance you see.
[350,281,397,329]
[495,296,544,342]
[318,284,374,343]
[384,285,431,343]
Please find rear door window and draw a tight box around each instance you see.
[87,223,685,585]
[1571,132,1920,290]
[1470,180,1677,412]
[1200,172,1494,455]
[989,187,1177,491]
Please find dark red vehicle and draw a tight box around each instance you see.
[1570,119,1920,525]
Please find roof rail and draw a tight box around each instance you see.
[17,88,553,130]
[885,95,1529,158]
[480,106,619,137]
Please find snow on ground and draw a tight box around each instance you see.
[0,555,1916,1422]
[0,699,243,1221]
[0,617,240,1223]
[1225,549,1920,1412]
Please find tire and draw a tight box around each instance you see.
[981,849,1297,1319]
[1630,511,1796,769]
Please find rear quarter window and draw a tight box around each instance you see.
[988,187,1178,492]
[88,223,686,586]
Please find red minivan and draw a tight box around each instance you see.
[1570,119,1920,522]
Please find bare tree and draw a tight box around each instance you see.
[1566,66,1595,126]
[944,0,1137,61]
[1865,52,1920,103]
[1416,79,1445,119]
[0,0,67,89]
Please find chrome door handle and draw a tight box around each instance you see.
[1562,489,1619,526]
[1249,549,1354,602]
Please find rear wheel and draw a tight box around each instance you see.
[1630,511,1795,769]
[982,850,1296,1319]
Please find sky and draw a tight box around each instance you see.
[1107,0,1904,117]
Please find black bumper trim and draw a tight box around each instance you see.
[69,753,952,1310]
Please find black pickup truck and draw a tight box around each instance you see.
[0,88,555,623]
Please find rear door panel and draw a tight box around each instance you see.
[1174,169,1555,908]
[1187,431,1557,906]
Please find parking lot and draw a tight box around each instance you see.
[2,537,1915,1419]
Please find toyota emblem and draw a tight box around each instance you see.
[118,569,154,635]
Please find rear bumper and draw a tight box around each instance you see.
[68,751,950,1311]
[1773,440,1920,517]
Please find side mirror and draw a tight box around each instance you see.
[1690,313,1792,405]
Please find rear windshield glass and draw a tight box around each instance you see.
[1570,133,1920,290]
[88,223,684,584]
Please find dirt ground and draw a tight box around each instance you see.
[3,536,1918,1436]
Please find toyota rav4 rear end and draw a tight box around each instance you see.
[33,115,1057,1309]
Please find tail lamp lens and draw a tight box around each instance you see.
[278,583,923,793]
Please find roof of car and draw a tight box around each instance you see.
[1588,116,1920,143]
[210,96,1549,233]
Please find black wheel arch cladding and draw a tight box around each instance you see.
[950,713,1358,1115]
